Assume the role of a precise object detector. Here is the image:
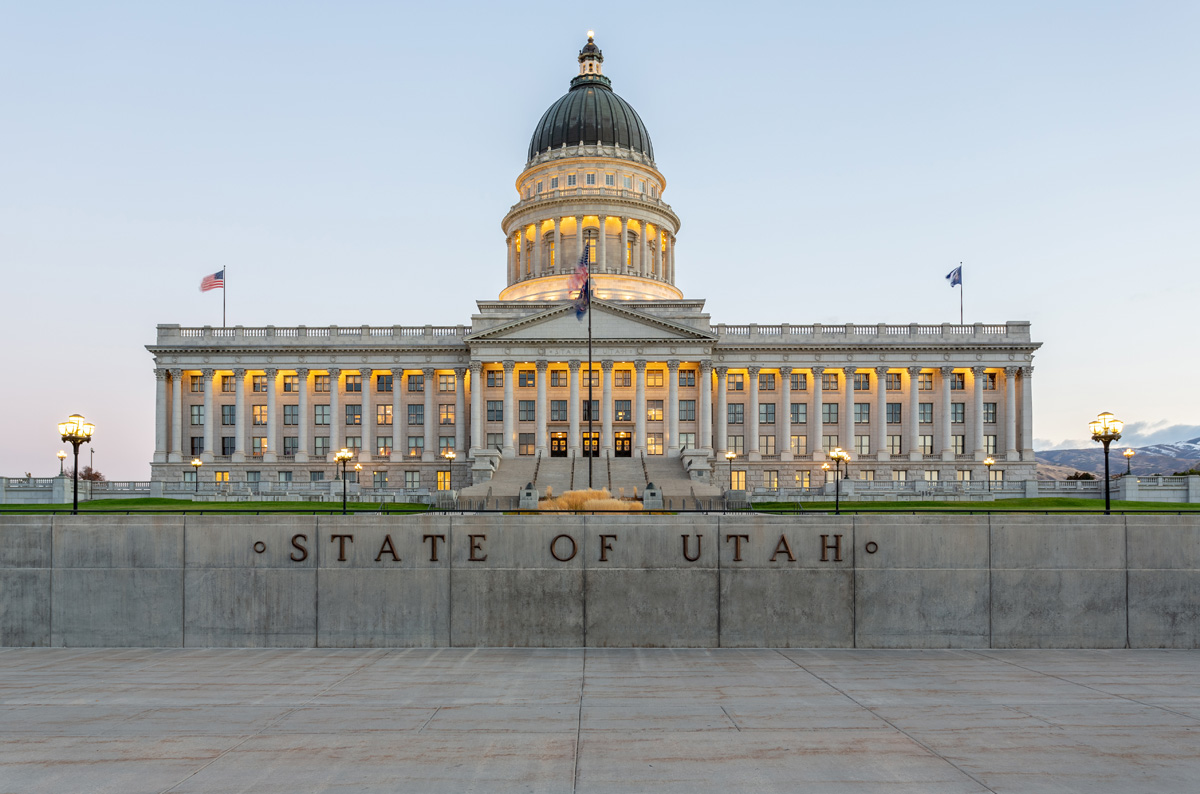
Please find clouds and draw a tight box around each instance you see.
[1037,420,1200,452]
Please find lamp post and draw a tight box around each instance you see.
[58,415,95,515]
[829,447,851,515]
[821,462,830,487]
[1089,412,1124,515]
[725,450,736,492]
[191,458,202,493]
[1123,448,1135,476]
[983,456,995,492]
[334,448,354,515]
[57,450,67,475]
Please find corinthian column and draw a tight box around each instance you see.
[535,361,549,455]
[328,368,341,461]
[1020,366,1035,460]
[422,367,435,461]
[699,360,713,451]
[232,368,247,462]
[294,368,308,462]
[972,366,986,460]
[842,367,855,458]
[875,366,889,462]
[201,369,215,462]
[598,215,608,272]
[390,368,403,461]
[940,366,954,461]
[469,363,483,452]
[1005,366,1019,460]
[600,360,614,454]
[568,359,581,455]
[154,368,168,463]
[747,366,761,460]
[715,366,728,455]
[634,360,647,454]
[811,366,824,459]
[170,368,183,462]
[667,360,680,455]
[907,366,921,462]
[502,360,515,458]
[454,367,467,454]
[779,366,793,461]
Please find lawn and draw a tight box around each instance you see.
[0,498,431,514]
[752,497,1200,514]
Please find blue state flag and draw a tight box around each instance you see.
[946,266,962,287]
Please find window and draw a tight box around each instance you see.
[727,373,744,391]
[763,470,779,489]
[951,403,965,424]
[854,373,871,391]
[886,403,902,424]
[795,470,811,487]
[585,173,596,186]
[314,375,330,393]
[221,437,235,456]
[404,471,421,489]
[518,433,535,455]
[647,433,663,455]
[581,369,599,387]
[679,432,696,450]
[982,372,997,390]
[189,405,205,426]
[346,405,361,426]
[582,400,599,421]
[892,470,907,482]
[604,173,614,186]
[221,405,235,426]
[791,403,807,424]
[408,405,424,426]
[377,374,393,392]
[486,433,503,450]
[283,437,299,455]
[377,405,392,426]
[953,435,966,454]
[613,370,631,388]
[956,469,972,482]
[439,374,455,392]
[728,435,744,455]
[190,375,203,392]
[791,435,807,455]
[373,471,388,487]
[760,435,776,455]
[822,372,839,391]
[282,375,299,392]
[284,405,298,426]
[919,403,933,424]
[678,369,696,387]
[791,372,807,391]
[221,376,235,393]
[614,400,631,422]
[524,187,531,199]
[310,471,325,483]
[855,435,871,455]
[679,400,696,421]
[759,372,775,391]
[436,469,452,490]
[623,175,632,189]
[887,435,903,455]
[919,435,934,454]
[377,437,392,455]
[251,405,266,426]
[989,469,1004,484]
[252,437,267,455]
[886,373,902,391]
[647,400,663,422]
[440,405,455,425]
[646,369,664,387]
[854,404,870,424]
[518,370,536,388]
[730,470,746,490]
[950,372,965,390]
[550,176,559,189]
[551,400,568,421]
[252,375,268,392]
[183,470,196,485]
[246,471,260,484]
[925,470,939,482]
[518,400,535,422]
[439,436,453,453]
[486,400,503,422]
[650,185,657,198]
[821,404,838,424]
[822,435,839,452]
[407,436,424,456]
[487,370,504,388]
[759,404,775,424]
[550,370,569,387]
[985,435,998,455]
[567,174,577,187]
[728,404,744,425]
[408,374,424,392]
[314,405,330,426]
[278,470,292,484]
[983,403,997,424]
[917,372,933,390]
[314,437,329,457]
[536,180,543,193]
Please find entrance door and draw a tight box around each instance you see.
[582,432,599,457]
[550,433,568,457]
[614,432,632,457]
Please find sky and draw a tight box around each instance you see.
[2,1,1198,479]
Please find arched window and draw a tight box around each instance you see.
[543,231,556,271]
[583,229,598,264]
[626,232,638,269]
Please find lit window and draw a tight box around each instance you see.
[647,400,663,422]
[919,435,934,454]
[854,373,871,390]
[759,435,776,455]
[892,470,907,481]
[794,470,810,487]
[252,437,267,455]
[990,468,1004,484]
[518,433,535,455]
[377,437,392,455]
[377,405,392,426]
[407,437,424,456]
[956,469,971,482]
[855,435,871,455]
[985,435,998,455]
[518,370,536,388]
[953,435,966,454]
[647,433,663,455]
[646,369,664,387]
[373,470,388,487]
[822,373,839,391]
[728,435,744,455]
[886,373,902,390]
[313,375,330,393]
[925,470,939,482]
[887,435,903,455]
[252,405,267,426]
[437,470,451,490]
[857,469,874,481]
[917,372,933,390]
[615,400,632,421]
[790,435,807,455]
[439,374,455,392]
[345,375,361,393]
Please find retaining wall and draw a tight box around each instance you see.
[1,514,1197,648]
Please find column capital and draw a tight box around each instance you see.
[714,365,728,377]
[390,367,403,378]
[201,368,215,379]
[327,367,342,378]
[747,365,760,377]
[633,359,647,372]
[1004,366,1019,377]
[971,366,986,377]
[154,368,167,380]
[263,367,277,378]
[842,365,855,376]
[874,366,889,376]
[667,359,680,371]
[1021,365,1034,378]
[779,365,792,377]
[454,367,467,381]
[170,367,182,379]
[699,360,712,374]
[234,367,248,378]
[360,368,373,378]
[535,360,548,373]
[600,360,614,371]
[811,365,825,376]
[907,366,922,377]
[468,362,482,375]
[502,360,515,373]
[568,359,581,371]
[940,366,955,378]
[422,367,435,379]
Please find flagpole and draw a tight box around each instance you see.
[587,274,593,489]
[958,261,963,324]
[223,267,227,328]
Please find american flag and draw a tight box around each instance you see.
[566,245,590,319]
[200,270,225,292]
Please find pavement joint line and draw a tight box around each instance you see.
[156,648,392,794]
[571,647,587,794]
[965,650,1200,725]
[719,705,741,731]
[774,649,1000,794]
[417,706,441,733]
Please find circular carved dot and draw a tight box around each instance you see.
[253,541,266,554]
[864,541,878,554]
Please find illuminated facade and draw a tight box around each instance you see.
[147,35,1041,495]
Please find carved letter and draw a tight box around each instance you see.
[468,534,488,562]
[820,534,843,562]
[681,534,702,562]
[598,534,617,562]
[330,534,354,562]
[725,534,749,562]
[289,533,308,562]
[550,534,577,562]
[770,534,796,562]
[375,534,400,562]
[423,534,446,562]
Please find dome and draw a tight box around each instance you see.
[526,37,654,163]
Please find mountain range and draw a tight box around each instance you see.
[1037,437,1200,479]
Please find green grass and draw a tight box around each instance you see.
[751,497,1200,514]
[0,498,431,514]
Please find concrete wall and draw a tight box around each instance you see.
[1,513,1197,648]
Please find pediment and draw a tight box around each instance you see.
[467,301,715,344]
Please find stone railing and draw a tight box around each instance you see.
[158,324,471,346]
[508,186,675,215]
[714,321,1031,344]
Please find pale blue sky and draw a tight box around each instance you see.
[3,1,1197,478]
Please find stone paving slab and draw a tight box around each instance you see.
[0,648,1196,792]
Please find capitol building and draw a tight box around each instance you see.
[147,35,1041,499]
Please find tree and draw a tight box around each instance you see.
[1173,467,1200,476]
[1066,471,1096,480]
[66,467,106,481]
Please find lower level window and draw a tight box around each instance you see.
[214,471,229,483]
[678,432,696,450]
[405,471,420,489]
[647,433,663,455]
[925,470,939,482]
[310,471,324,482]
[407,437,424,456]
[728,435,744,455]
[857,470,874,481]
[794,471,810,487]
[730,470,746,490]
[990,469,1004,483]
[822,435,839,452]
[759,435,776,455]
[956,470,972,481]
[791,435,807,455]
[252,437,267,455]
[373,471,388,487]
[486,433,503,450]
[437,471,451,491]
[892,470,907,481]
[518,433,535,455]
[278,471,292,483]
[314,437,330,457]
[763,470,778,489]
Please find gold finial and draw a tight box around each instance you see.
[587,30,594,40]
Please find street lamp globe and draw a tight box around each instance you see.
[59,415,95,514]
[1123,448,1136,475]
[1089,411,1123,515]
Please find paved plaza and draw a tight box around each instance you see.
[0,648,1197,793]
